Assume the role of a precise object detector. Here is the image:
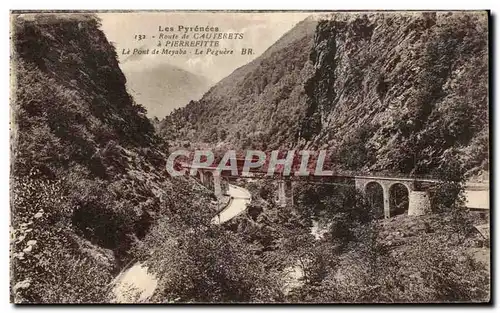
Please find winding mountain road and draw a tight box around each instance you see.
[212,184,252,224]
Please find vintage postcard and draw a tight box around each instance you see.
[10,10,490,303]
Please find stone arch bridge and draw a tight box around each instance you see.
[353,176,431,218]
[180,164,452,219]
[274,175,433,218]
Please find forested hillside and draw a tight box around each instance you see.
[158,12,488,180]
[157,17,317,149]
[10,13,224,303]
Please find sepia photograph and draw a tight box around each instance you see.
[9,9,490,304]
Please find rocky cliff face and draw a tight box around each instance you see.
[160,12,488,178]
[300,12,488,178]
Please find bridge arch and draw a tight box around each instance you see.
[203,170,214,190]
[388,182,409,216]
[365,181,385,219]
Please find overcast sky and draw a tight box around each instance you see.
[98,12,311,83]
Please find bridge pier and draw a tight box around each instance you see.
[382,185,390,219]
[213,172,222,198]
[408,191,431,216]
[211,173,230,198]
[286,179,294,207]
[199,170,205,184]
[277,179,293,207]
[278,180,286,207]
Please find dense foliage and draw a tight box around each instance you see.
[10,14,214,303]
[229,180,489,303]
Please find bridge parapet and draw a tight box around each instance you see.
[354,177,416,193]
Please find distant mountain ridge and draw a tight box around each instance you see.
[122,62,213,118]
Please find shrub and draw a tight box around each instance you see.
[11,173,112,303]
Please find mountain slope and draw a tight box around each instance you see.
[159,12,488,178]
[158,17,318,148]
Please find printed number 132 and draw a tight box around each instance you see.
[135,35,146,41]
